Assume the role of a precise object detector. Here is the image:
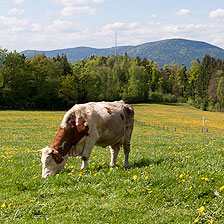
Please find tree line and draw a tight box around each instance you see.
[0,48,224,111]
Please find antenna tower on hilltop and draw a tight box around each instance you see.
[114,28,118,64]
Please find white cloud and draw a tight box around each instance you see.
[208,9,224,19]
[150,14,157,19]
[175,9,191,16]
[30,34,46,43]
[55,0,104,6]
[31,23,42,32]
[13,0,25,4]
[103,22,125,30]
[128,22,140,29]
[48,19,73,31]
[8,8,24,16]
[163,25,178,33]
[61,6,96,16]
[0,16,28,29]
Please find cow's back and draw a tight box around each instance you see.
[84,101,134,147]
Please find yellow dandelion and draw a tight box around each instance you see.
[8,203,13,208]
[145,176,149,180]
[194,218,200,223]
[179,174,184,179]
[199,206,205,213]
[1,204,6,208]
[110,167,113,171]
[68,173,72,176]
[189,186,192,190]
[30,200,34,203]
[219,185,224,192]
[133,175,137,180]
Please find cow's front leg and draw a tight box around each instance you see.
[81,156,88,169]
[80,137,98,170]
[109,144,120,167]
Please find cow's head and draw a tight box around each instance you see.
[39,147,68,178]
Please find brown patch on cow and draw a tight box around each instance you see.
[120,113,124,120]
[81,155,88,161]
[50,114,89,164]
[52,150,64,164]
[105,107,113,114]
[124,104,134,116]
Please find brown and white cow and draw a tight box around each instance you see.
[39,100,134,178]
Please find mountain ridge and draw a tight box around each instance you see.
[21,38,224,68]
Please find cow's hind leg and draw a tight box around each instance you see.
[123,142,130,167]
[123,126,133,167]
[109,144,120,167]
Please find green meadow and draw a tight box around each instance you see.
[0,104,224,223]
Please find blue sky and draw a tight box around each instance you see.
[0,0,224,51]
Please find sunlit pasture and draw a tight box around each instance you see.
[0,104,224,223]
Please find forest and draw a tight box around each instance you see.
[0,48,224,111]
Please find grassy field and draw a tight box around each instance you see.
[0,104,224,223]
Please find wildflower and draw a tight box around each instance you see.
[8,203,13,208]
[219,185,224,192]
[102,162,106,166]
[209,220,215,224]
[70,166,75,169]
[109,167,113,171]
[201,177,208,181]
[133,175,137,180]
[179,174,184,179]
[194,218,200,223]
[94,173,98,176]
[30,200,34,203]
[145,176,149,180]
[68,173,72,176]
[199,206,205,213]
[189,186,192,190]
[52,191,56,195]
[56,174,59,177]
[1,204,6,208]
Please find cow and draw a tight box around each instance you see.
[39,100,134,178]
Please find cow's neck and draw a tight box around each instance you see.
[50,117,89,162]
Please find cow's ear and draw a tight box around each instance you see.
[39,147,53,155]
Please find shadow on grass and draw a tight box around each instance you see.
[130,158,164,168]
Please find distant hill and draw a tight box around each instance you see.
[21,38,224,68]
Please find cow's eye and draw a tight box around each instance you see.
[46,159,51,165]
